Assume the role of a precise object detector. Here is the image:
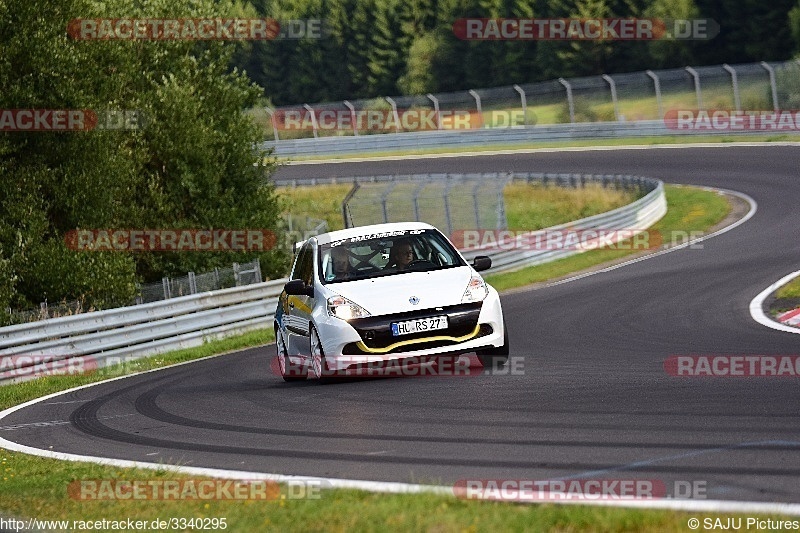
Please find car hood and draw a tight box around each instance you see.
[328,266,475,316]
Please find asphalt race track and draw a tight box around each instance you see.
[3,145,800,504]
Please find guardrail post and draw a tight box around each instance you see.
[760,61,780,111]
[264,106,280,142]
[343,100,358,136]
[302,104,319,138]
[427,94,442,130]
[385,97,401,133]
[558,78,575,123]
[468,89,483,128]
[646,70,663,118]
[602,74,620,121]
[722,64,741,111]
[685,66,703,110]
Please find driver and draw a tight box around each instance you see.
[385,239,415,271]
[331,246,356,280]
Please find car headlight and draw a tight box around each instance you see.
[327,295,371,320]
[462,275,489,303]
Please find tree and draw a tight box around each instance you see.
[0,0,284,322]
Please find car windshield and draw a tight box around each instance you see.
[318,228,465,284]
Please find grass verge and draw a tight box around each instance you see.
[486,185,731,292]
[0,185,764,532]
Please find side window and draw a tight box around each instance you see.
[290,244,311,282]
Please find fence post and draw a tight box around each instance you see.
[558,78,575,123]
[443,176,456,236]
[722,64,741,111]
[264,106,280,142]
[233,262,240,286]
[254,258,262,283]
[760,61,780,111]
[412,177,428,221]
[427,94,442,130]
[188,271,197,294]
[380,180,398,223]
[513,84,527,126]
[162,277,171,299]
[646,70,664,118]
[685,66,703,110]
[472,180,482,227]
[602,74,620,121]
[468,89,483,127]
[385,97,401,133]
[343,100,358,136]
[341,181,360,228]
[302,104,319,138]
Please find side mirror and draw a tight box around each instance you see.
[472,256,492,272]
[284,279,314,297]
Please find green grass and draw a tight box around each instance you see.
[486,185,731,292]
[0,184,760,532]
[776,277,800,300]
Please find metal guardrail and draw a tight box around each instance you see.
[0,280,286,384]
[261,119,779,158]
[461,173,666,273]
[0,173,665,384]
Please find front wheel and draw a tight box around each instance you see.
[276,326,306,382]
[476,324,509,370]
[310,324,336,384]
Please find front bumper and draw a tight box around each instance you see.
[312,287,505,371]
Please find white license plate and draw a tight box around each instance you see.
[391,316,448,336]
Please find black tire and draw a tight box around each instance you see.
[276,326,306,382]
[310,324,337,384]
[476,324,509,370]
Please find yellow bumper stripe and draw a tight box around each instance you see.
[355,325,482,355]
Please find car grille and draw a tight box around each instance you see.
[342,303,491,355]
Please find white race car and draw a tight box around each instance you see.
[274,222,508,382]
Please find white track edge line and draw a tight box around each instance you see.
[750,270,800,335]
[0,181,792,516]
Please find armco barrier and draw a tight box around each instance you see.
[0,173,665,384]
[0,280,286,384]
[260,119,776,158]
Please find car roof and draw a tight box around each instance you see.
[312,222,436,246]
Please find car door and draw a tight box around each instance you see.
[284,241,315,359]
